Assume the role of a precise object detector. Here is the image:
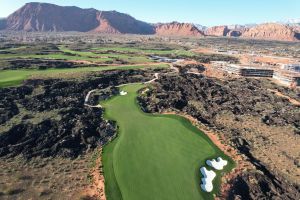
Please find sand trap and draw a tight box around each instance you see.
[206,157,228,170]
[120,91,128,96]
[200,167,216,192]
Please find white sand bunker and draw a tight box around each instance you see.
[120,91,128,96]
[206,157,228,170]
[200,167,216,192]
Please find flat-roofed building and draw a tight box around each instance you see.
[273,71,300,86]
[281,64,300,73]
[240,68,274,77]
[221,64,274,77]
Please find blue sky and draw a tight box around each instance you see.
[0,0,299,26]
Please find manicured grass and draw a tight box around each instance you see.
[0,46,193,66]
[92,47,196,56]
[0,64,168,88]
[0,46,27,52]
[0,47,152,63]
[102,84,234,200]
[59,46,153,63]
[59,46,102,57]
[0,52,113,62]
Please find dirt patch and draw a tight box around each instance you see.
[81,148,106,200]
[267,89,300,106]
[0,153,95,200]
[192,48,220,54]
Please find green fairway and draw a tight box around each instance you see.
[102,84,234,200]
[0,46,154,63]
[92,46,196,56]
[59,46,153,63]
[0,64,168,88]
[0,52,112,62]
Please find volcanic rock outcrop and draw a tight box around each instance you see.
[155,22,204,37]
[139,74,300,199]
[0,69,160,159]
[242,23,300,41]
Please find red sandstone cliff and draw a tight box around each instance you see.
[242,23,300,41]
[205,26,229,36]
[4,2,154,34]
[1,3,300,41]
[155,22,204,37]
[292,25,300,33]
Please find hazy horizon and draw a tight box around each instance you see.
[0,0,299,26]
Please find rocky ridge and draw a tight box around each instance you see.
[0,2,299,41]
[155,22,205,37]
[242,23,300,41]
[205,26,230,36]
[2,2,154,34]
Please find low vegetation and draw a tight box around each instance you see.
[0,64,169,88]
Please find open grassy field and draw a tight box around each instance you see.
[0,53,111,62]
[0,64,169,88]
[59,46,153,63]
[102,84,234,200]
[91,46,196,56]
[0,46,154,64]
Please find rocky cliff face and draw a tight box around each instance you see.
[155,22,204,37]
[226,30,242,37]
[92,11,155,34]
[6,3,99,32]
[4,2,154,34]
[242,23,300,41]
[2,3,300,41]
[205,26,230,36]
[292,25,300,33]
[0,18,6,30]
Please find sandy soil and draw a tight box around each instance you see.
[192,48,221,54]
[199,63,234,79]
[215,113,300,186]
[192,47,298,65]
[0,154,96,200]
[267,89,300,106]
[81,148,106,200]
[248,55,297,65]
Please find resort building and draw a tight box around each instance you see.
[280,64,300,73]
[211,61,300,87]
[215,64,274,77]
[273,71,300,86]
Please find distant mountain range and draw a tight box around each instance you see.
[280,18,300,25]
[0,2,299,42]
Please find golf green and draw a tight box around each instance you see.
[102,84,234,200]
